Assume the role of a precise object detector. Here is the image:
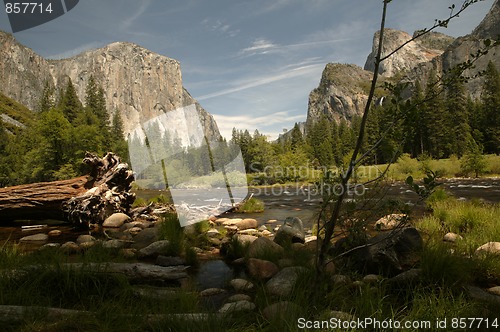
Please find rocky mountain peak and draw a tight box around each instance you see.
[472,0,500,38]
[364,28,454,77]
[0,31,220,140]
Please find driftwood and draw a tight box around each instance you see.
[0,152,135,227]
[3,262,189,282]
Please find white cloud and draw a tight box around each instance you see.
[121,0,151,30]
[239,38,278,56]
[197,63,324,101]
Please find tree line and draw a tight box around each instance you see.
[0,76,128,187]
[232,61,499,181]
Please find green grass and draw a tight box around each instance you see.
[236,197,265,213]
[0,92,33,134]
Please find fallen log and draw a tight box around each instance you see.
[0,152,135,227]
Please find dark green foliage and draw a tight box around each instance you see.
[481,61,500,154]
[59,78,82,124]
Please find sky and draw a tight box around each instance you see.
[0,0,494,139]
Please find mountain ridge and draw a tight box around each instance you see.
[0,31,221,140]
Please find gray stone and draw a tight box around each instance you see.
[487,286,500,296]
[103,213,130,228]
[19,233,48,243]
[247,258,279,280]
[218,300,255,314]
[155,255,185,267]
[262,301,301,321]
[230,278,254,292]
[76,234,96,244]
[274,217,305,246]
[237,229,259,236]
[131,227,159,249]
[103,239,126,249]
[199,288,226,297]
[443,232,463,243]
[234,234,258,245]
[137,240,170,258]
[235,218,258,230]
[60,241,80,254]
[126,227,143,235]
[48,230,62,237]
[222,218,242,226]
[266,267,308,297]
[120,248,137,259]
[206,228,220,238]
[39,243,61,250]
[248,237,284,259]
[475,242,500,255]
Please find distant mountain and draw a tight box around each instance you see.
[306,0,500,127]
[0,32,220,140]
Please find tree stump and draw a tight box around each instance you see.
[0,152,135,227]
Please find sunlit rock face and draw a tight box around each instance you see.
[0,32,220,140]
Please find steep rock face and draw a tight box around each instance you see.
[472,0,500,39]
[0,32,220,140]
[308,1,499,128]
[364,29,454,77]
[0,32,53,110]
[307,63,372,125]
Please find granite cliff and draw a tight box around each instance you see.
[0,32,220,140]
[306,0,499,128]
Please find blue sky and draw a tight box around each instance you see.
[0,0,493,139]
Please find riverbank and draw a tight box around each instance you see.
[0,193,499,331]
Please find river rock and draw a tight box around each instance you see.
[235,218,258,230]
[238,229,260,236]
[261,230,273,237]
[230,278,254,292]
[375,214,407,231]
[266,266,308,297]
[487,286,500,296]
[199,288,226,297]
[126,227,143,235]
[222,218,242,226]
[262,301,301,321]
[76,234,96,244]
[131,227,159,249]
[60,241,80,254]
[347,227,423,275]
[274,217,305,246]
[443,232,463,243]
[218,300,255,314]
[206,228,220,238]
[234,234,258,246]
[247,258,279,280]
[475,242,500,255]
[103,239,126,249]
[19,233,48,243]
[39,243,61,250]
[248,237,284,259]
[137,240,170,258]
[103,213,130,227]
[258,225,268,231]
[120,248,137,259]
[48,230,62,237]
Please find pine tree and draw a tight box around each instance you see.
[481,61,500,154]
[446,76,471,157]
[85,75,109,130]
[110,110,129,161]
[423,69,448,158]
[59,78,82,124]
[39,81,54,113]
